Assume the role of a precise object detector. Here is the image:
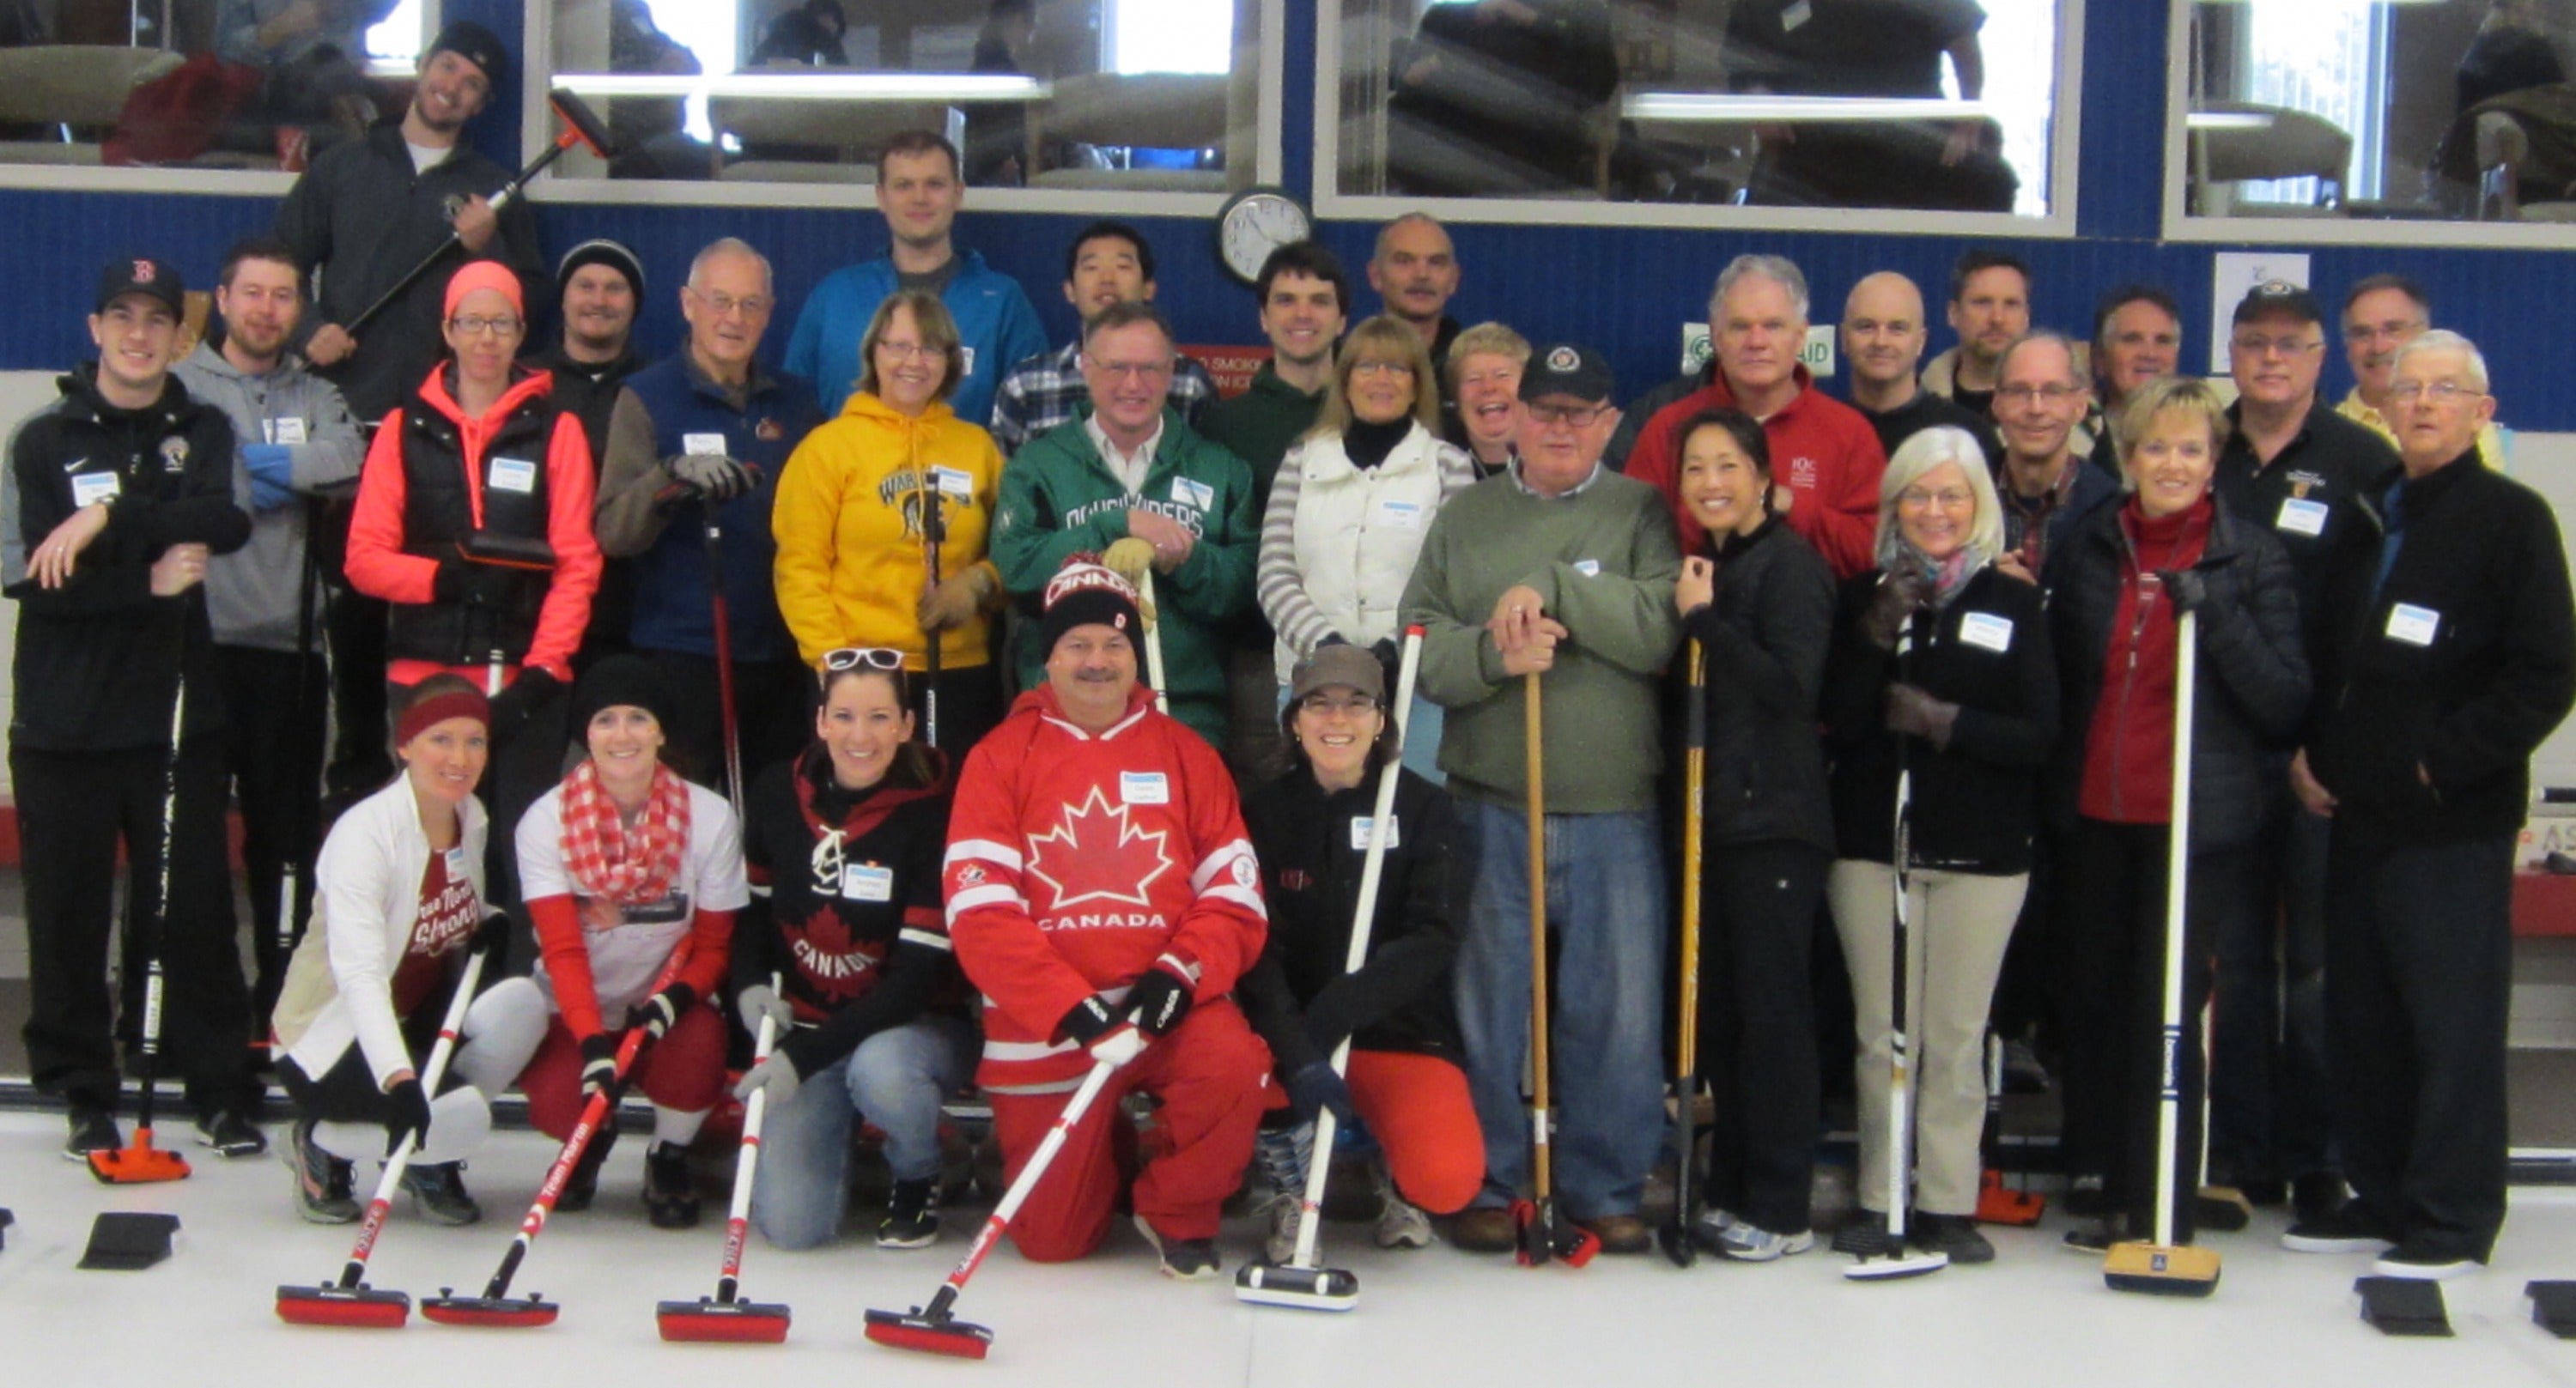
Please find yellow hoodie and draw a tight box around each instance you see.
[773,390,1004,670]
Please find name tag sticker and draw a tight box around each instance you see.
[1375,498,1424,530]
[2386,603,2440,647]
[682,433,728,458]
[1170,476,1215,512]
[1121,771,1170,805]
[1783,0,1813,30]
[958,346,975,378]
[935,466,974,498]
[2275,497,2329,537]
[269,417,307,445]
[1349,815,1401,852]
[842,863,895,902]
[70,471,120,508]
[1959,611,2014,653]
[487,456,538,494]
[1573,559,1601,577]
[444,847,469,878]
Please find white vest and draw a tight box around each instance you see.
[1273,426,1453,682]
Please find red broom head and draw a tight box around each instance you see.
[1560,1227,1602,1269]
[419,1294,560,1328]
[656,1299,792,1344]
[88,1145,191,1185]
[276,1285,410,1329]
[865,1311,993,1359]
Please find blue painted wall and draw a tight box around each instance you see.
[5,2,2570,424]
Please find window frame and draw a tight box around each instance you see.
[517,0,1286,215]
[1311,0,2088,239]
[2160,0,2576,248]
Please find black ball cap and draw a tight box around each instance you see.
[428,20,510,88]
[95,256,184,317]
[1519,342,1613,406]
[2232,279,2324,328]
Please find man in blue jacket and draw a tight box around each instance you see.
[781,130,1043,423]
[595,238,824,798]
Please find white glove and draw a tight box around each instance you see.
[1086,1024,1149,1070]
[737,984,793,1037]
[732,1052,802,1107]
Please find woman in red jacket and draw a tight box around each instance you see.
[513,655,745,1228]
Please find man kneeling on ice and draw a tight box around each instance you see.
[945,558,1273,1277]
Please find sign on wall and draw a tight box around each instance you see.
[1681,323,1838,379]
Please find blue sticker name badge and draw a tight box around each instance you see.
[70,471,121,508]
[1121,771,1170,805]
[935,466,974,498]
[842,863,895,902]
[1170,476,1215,512]
[2275,497,2329,538]
[1349,815,1401,852]
[2386,603,2439,647]
[1958,611,2014,653]
[487,457,538,494]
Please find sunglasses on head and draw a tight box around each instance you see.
[822,647,906,672]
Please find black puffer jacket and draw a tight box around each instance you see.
[2047,495,2311,850]
[1684,515,1837,854]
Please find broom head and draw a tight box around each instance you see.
[2104,1239,2221,1296]
[1975,1170,2046,1227]
[865,1305,993,1359]
[88,1130,190,1185]
[656,1295,792,1343]
[1233,1262,1358,1311]
[420,1288,561,1327]
[276,1282,410,1328]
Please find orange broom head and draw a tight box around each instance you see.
[88,1136,190,1185]
[276,1284,410,1329]
[657,1297,792,1344]
[865,1307,993,1359]
[1975,1171,2046,1227]
[2104,1240,2221,1297]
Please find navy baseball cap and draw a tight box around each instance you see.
[2233,279,2324,327]
[1520,342,1613,404]
[96,256,183,317]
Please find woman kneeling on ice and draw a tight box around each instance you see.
[730,649,977,1250]
[1239,644,1483,1261]
[273,676,548,1225]
[515,655,746,1228]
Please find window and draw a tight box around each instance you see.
[2171,0,2576,244]
[1319,0,2081,232]
[537,0,1279,208]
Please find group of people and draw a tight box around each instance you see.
[5,22,2571,1292]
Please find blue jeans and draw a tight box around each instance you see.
[1455,801,1666,1218]
[750,1014,978,1251]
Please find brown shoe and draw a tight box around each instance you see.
[1451,1206,1518,1254]
[1577,1214,1652,1255]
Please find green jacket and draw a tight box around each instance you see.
[1400,465,1682,814]
[1199,363,1325,515]
[993,407,1258,745]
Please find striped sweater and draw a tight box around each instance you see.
[1256,421,1477,683]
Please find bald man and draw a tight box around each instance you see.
[1840,271,2000,463]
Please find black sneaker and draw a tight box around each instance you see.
[642,1141,701,1229]
[402,1161,482,1226]
[1909,1213,1996,1265]
[1133,1214,1221,1279]
[194,1107,267,1158]
[2062,1173,2111,1218]
[2061,1215,2125,1254]
[556,1128,617,1213]
[2292,1171,2349,1224]
[2281,1203,2394,1255]
[2372,1242,2480,1281]
[64,1105,122,1161]
[285,1118,360,1224]
[878,1177,941,1249]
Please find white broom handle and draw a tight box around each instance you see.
[1138,570,1170,714]
[2152,608,2197,1248]
[725,972,786,1242]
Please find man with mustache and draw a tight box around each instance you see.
[2335,275,2506,471]
[1369,215,1467,439]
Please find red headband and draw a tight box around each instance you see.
[397,688,491,749]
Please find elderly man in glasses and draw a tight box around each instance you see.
[1622,255,1888,579]
[1400,342,1682,1255]
[592,238,823,800]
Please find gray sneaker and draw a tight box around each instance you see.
[284,1118,359,1224]
[1370,1161,1432,1250]
[401,1161,482,1226]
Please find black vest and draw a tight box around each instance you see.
[387,380,560,669]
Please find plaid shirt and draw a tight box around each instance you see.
[987,339,1220,455]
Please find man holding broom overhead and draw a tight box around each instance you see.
[944,558,1273,1279]
[1400,344,1681,1255]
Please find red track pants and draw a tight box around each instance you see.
[519,1006,727,1141]
[1345,1049,1485,1215]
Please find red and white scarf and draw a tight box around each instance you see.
[557,760,690,906]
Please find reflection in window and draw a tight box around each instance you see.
[0,1,435,173]
[1334,0,2062,216]
[548,0,1263,193]
[2189,0,2576,222]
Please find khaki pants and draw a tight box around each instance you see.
[1826,860,2028,1216]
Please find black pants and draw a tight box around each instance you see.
[2207,793,2336,1186]
[908,662,1004,760]
[2325,833,2514,1263]
[217,643,326,1029]
[279,973,459,1125]
[2056,818,2232,1241]
[13,739,253,1112]
[325,587,392,796]
[1699,839,1828,1235]
[639,648,808,801]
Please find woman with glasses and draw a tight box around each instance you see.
[775,289,1007,752]
[726,647,975,1250]
[345,261,603,923]
[2046,377,2306,1252]
[1669,408,1838,1262]
[1820,426,2058,1265]
[1257,315,1477,781]
[1236,645,1482,1262]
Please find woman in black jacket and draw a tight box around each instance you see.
[2048,377,2309,1250]
[1671,409,1837,1262]
[1822,426,2058,1265]
[726,650,975,1252]
[1239,644,1482,1263]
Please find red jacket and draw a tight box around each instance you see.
[1625,366,1887,579]
[945,682,1267,1090]
[344,365,602,685]
[2077,499,2212,824]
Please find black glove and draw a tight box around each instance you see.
[1884,682,1962,751]
[627,982,698,1039]
[2154,568,2209,616]
[431,559,518,609]
[486,667,561,740]
[470,910,513,960]
[1125,959,1196,1038]
[1862,568,1930,650]
[1057,993,1121,1046]
[1285,1059,1358,1128]
[385,1076,432,1157]
[579,1031,621,1100]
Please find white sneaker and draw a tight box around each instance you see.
[1716,1221,1815,1263]
[1260,1192,1303,1265]
[1370,1162,1432,1250]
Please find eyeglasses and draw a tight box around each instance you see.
[1898,488,1975,510]
[1996,384,2084,406]
[876,340,941,361]
[823,647,905,672]
[1526,402,1607,427]
[690,289,772,318]
[2231,334,2324,357]
[1298,693,1381,717]
[2388,380,2479,403]
[1351,360,1414,378]
[1086,357,1173,381]
[448,315,523,337]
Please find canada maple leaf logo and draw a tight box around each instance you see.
[1026,787,1172,912]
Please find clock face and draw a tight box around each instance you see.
[1218,190,1313,283]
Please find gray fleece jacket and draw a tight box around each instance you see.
[173,342,364,652]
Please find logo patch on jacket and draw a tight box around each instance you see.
[785,906,884,1003]
[159,435,189,472]
[1027,787,1171,912]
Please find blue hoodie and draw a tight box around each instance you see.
[783,247,1045,427]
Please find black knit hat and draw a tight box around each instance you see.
[556,239,644,304]
[428,21,510,88]
[1039,558,1142,658]
[569,653,674,742]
